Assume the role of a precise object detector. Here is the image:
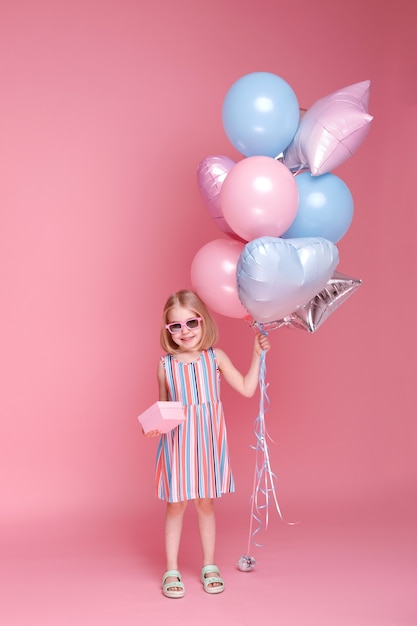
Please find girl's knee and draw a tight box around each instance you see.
[194,498,214,514]
[167,501,187,516]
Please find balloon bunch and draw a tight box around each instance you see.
[192,72,371,331]
[191,72,371,569]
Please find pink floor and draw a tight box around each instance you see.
[2,506,416,626]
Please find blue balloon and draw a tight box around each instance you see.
[222,72,299,158]
[281,172,354,243]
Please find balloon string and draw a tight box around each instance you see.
[246,340,295,553]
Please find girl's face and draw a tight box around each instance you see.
[166,305,203,353]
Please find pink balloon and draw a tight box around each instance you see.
[283,81,373,176]
[220,156,299,242]
[196,155,238,238]
[190,239,248,319]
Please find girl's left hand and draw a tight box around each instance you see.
[255,332,271,355]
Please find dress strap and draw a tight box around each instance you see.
[207,347,219,371]
[163,354,177,401]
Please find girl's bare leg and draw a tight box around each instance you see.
[164,501,187,591]
[194,498,222,588]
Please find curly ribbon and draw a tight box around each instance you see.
[245,329,295,553]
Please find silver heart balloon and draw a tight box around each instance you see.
[237,236,339,323]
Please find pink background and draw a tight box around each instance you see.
[1,1,416,624]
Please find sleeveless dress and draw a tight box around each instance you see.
[155,348,235,502]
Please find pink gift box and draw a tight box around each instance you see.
[138,401,185,434]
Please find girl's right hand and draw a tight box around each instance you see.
[142,428,160,437]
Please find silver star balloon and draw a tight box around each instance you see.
[252,272,362,333]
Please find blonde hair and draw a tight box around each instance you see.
[160,290,218,354]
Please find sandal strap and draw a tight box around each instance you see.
[201,564,220,577]
[204,575,223,585]
[162,569,182,585]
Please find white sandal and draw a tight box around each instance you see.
[201,565,225,594]
[162,570,185,598]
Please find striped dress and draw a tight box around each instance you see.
[155,348,235,502]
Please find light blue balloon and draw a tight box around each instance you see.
[281,171,354,243]
[222,72,299,158]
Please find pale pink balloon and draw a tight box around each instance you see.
[196,155,238,237]
[190,239,248,319]
[220,156,299,242]
[283,80,373,176]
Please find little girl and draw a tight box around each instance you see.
[145,289,270,598]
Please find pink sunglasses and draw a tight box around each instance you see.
[165,317,202,335]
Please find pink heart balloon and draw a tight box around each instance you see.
[196,155,238,238]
